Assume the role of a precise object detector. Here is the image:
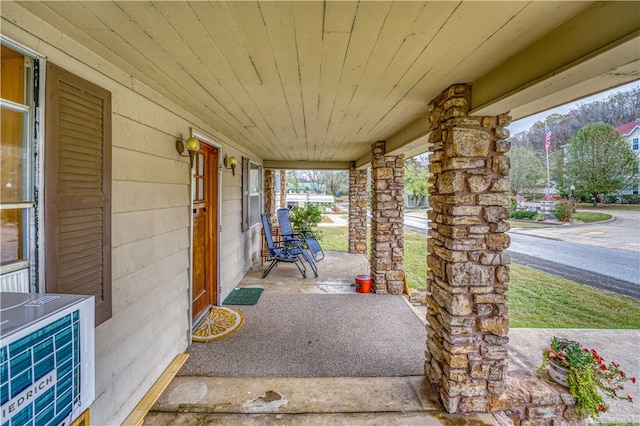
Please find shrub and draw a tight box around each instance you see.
[555,199,575,221]
[509,196,517,217]
[620,194,640,204]
[289,203,323,239]
[534,212,545,221]
[511,210,537,220]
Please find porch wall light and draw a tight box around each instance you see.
[224,154,237,176]
[176,136,200,169]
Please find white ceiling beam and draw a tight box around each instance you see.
[354,111,431,168]
[471,1,640,120]
[263,160,351,170]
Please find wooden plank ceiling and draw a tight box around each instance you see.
[14,1,640,166]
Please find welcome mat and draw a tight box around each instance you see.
[192,307,244,342]
[223,287,264,305]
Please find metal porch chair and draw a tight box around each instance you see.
[277,207,325,262]
[261,213,318,279]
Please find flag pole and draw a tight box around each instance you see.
[544,126,552,197]
[545,148,550,197]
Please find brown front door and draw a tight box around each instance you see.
[192,142,219,322]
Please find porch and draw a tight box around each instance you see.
[140,250,640,425]
[143,250,499,424]
[2,2,638,424]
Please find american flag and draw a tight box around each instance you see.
[545,126,552,150]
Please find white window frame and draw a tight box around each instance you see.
[242,158,262,231]
[0,37,45,293]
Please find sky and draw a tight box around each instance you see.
[506,80,640,135]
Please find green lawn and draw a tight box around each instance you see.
[319,226,350,251]
[507,220,549,228]
[509,264,640,328]
[575,203,640,211]
[508,211,612,226]
[319,225,640,329]
[571,211,612,223]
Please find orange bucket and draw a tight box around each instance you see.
[355,275,372,293]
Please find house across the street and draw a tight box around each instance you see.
[616,119,640,194]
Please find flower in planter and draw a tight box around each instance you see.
[538,337,636,417]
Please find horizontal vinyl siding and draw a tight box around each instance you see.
[91,302,186,425]
[112,228,189,281]
[93,273,187,421]
[112,147,187,184]
[3,4,262,424]
[112,180,188,213]
[110,251,188,315]
[220,193,247,299]
[96,271,186,365]
[112,207,187,248]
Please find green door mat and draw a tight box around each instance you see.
[223,287,264,305]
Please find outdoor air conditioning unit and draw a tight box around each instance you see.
[1,292,95,425]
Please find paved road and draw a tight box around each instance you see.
[510,209,640,253]
[404,210,640,298]
[508,233,638,284]
[508,236,639,298]
[404,215,431,233]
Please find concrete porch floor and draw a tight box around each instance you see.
[144,251,499,425]
[143,250,640,425]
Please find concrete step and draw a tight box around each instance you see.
[143,411,499,425]
[145,376,499,425]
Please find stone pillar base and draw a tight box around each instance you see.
[370,141,404,294]
[495,370,588,425]
[349,163,368,254]
[424,84,512,413]
[264,169,276,225]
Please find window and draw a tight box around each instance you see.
[45,62,112,326]
[632,138,638,150]
[242,158,262,231]
[0,43,38,293]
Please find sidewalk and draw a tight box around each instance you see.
[318,213,349,227]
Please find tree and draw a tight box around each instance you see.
[552,149,568,196]
[509,86,640,152]
[298,170,324,193]
[508,146,545,196]
[404,157,430,207]
[565,122,638,204]
[320,171,348,196]
[286,170,301,192]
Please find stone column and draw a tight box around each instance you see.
[349,162,368,254]
[264,169,276,226]
[424,84,512,413]
[279,170,287,208]
[370,141,405,294]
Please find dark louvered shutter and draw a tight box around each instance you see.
[45,62,112,326]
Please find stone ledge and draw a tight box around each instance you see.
[409,288,428,305]
[494,370,588,426]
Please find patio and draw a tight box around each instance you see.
[143,250,499,424]
[141,249,640,425]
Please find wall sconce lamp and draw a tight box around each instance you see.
[176,136,200,168]
[224,154,237,176]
